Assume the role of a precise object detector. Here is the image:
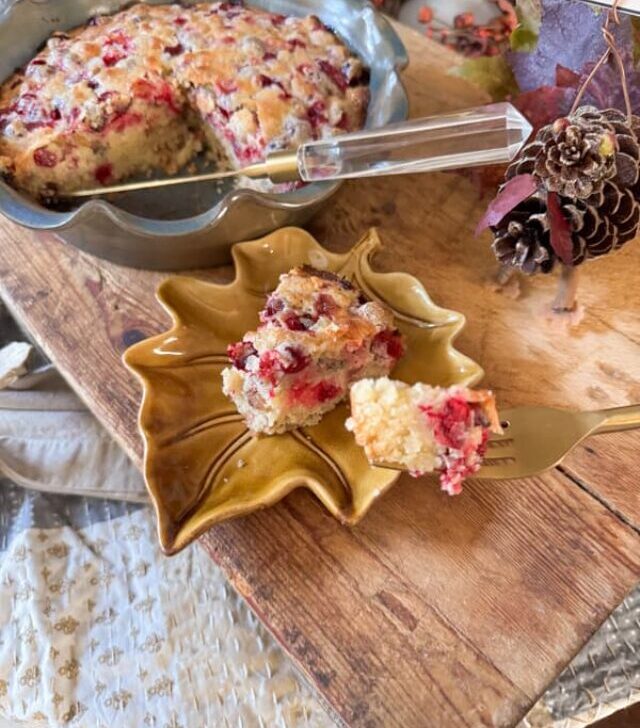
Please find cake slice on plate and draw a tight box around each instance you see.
[346,378,501,495]
[222,266,404,434]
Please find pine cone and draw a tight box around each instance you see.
[492,107,640,274]
[533,107,617,199]
[492,191,554,274]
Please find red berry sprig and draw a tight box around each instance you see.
[417,0,517,58]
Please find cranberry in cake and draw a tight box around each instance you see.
[0,2,369,200]
[346,378,501,495]
[222,266,404,434]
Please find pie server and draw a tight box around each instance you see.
[68,102,532,198]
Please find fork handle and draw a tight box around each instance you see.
[593,405,640,434]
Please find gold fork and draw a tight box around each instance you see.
[374,405,640,480]
[478,404,640,480]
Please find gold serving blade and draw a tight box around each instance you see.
[68,167,248,198]
[66,150,300,198]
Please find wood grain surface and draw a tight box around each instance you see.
[0,22,639,728]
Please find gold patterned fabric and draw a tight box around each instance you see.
[0,507,333,727]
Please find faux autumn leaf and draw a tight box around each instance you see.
[452,55,519,102]
[510,0,542,52]
[510,26,538,53]
[633,16,640,64]
[510,57,640,135]
[547,191,574,265]
[476,173,539,235]
[509,65,579,134]
[555,64,581,88]
[513,84,572,133]
[508,0,633,91]
[462,1,639,123]
[557,48,640,117]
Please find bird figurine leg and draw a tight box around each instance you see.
[495,263,516,286]
[552,265,580,312]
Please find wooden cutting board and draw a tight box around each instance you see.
[0,22,639,728]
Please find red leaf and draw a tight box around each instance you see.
[513,85,572,134]
[475,174,539,235]
[547,191,574,265]
[555,64,581,88]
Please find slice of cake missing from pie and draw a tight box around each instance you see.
[347,378,501,494]
[222,266,404,434]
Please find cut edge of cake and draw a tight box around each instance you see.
[346,377,502,495]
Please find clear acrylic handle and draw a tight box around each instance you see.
[297,102,533,182]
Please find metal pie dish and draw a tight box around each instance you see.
[0,0,409,270]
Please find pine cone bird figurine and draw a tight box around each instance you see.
[485,106,640,309]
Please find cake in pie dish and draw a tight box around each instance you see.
[346,378,501,495]
[0,2,369,201]
[222,266,405,434]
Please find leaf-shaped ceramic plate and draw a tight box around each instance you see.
[124,228,484,554]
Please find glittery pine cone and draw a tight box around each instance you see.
[492,107,640,274]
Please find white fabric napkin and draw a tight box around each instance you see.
[0,368,147,503]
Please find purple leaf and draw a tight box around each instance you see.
[560,48,640,117]
[476,174,539,235]
[508,0,633,93]
[504,1,640,129]
[547,191,574,265]
[511,53,640,134]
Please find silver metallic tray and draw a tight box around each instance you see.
[0,0,409,269]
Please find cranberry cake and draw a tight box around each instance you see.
[347,378,501,495]
[0,2,369,200]
[222,266,404,434]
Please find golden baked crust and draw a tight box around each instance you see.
[0,2,369,199]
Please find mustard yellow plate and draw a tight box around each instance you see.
[124,228,484,554]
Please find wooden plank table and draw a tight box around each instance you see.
[1,23,639,728]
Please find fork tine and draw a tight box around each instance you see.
[485,436,514,448]
[482,456,517,466]
[485,440,516,458]
[488,429,513,443]
[374,405,582,481]
[474,460,519,480]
